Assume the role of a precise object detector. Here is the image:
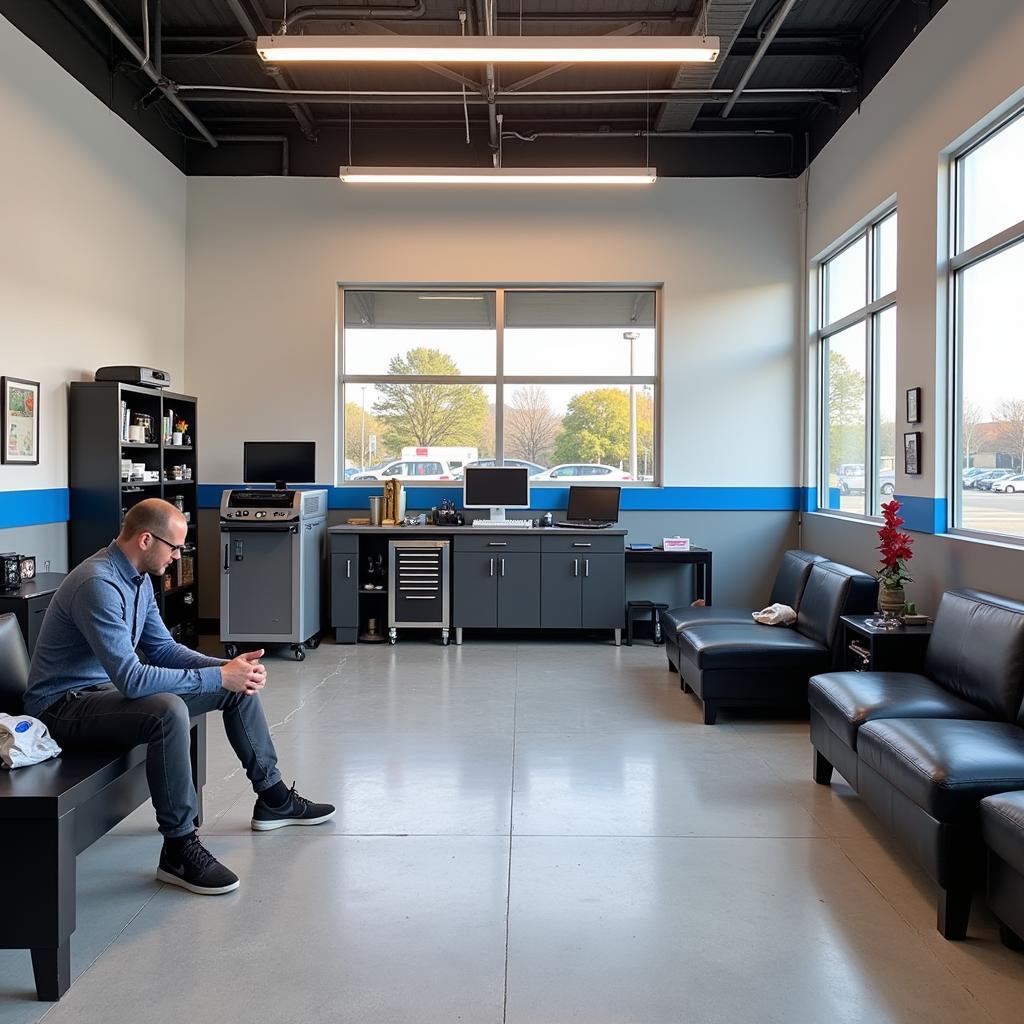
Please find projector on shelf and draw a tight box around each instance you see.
[95,366,171,389]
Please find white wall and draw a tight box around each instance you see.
[801,0,1024,606]
[185,176,800,487]
[0,13,187,567]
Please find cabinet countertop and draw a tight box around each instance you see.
[0,573,67,599]
[329,524,627,537]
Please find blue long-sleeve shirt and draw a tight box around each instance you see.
[24,541,224,717]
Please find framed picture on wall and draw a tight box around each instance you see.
[906,387,922,424]
[2,377,40,465]
[904,431,921,476]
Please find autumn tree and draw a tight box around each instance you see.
[343,401,385,467]
[505,386,561,464]
[961,399,982,468]
[372,347,489,453]
[553,388,630,466]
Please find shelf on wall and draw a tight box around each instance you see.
[162,582,197,597]
[122,442,158,449]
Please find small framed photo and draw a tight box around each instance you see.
[906,387,921,424]
[904,431,922,475]
[2,377,40,465]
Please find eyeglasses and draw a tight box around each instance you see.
[149,533,186,555]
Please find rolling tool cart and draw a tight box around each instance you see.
[387,539,451,645]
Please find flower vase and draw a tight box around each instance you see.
[877,585,906,628]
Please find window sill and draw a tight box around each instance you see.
[940,529,1024,554]
[805,509,883,525]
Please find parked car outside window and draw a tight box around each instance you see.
[976,470,1015,491]
[536,463,633,481]
[351,459,454,481]
[992,474,1024,493]
[452,459,547,480]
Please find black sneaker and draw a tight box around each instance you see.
[251,782,336,831]
[156,834,240,895]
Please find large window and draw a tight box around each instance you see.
[816,211,898,516]
[952,107,1024,540]
[339,288,658,484]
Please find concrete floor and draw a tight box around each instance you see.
[2,638,1022,1022]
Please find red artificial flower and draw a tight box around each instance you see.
[877,499,913,586]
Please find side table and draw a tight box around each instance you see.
[840,614,933,673]
[0,574,67,657]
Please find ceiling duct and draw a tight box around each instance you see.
[656,0,757,131]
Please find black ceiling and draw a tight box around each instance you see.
[2,0,949,177]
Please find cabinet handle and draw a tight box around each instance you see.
[346,558,351,579]
[574,558,579,578]
[572,542,592,548]
[490,557,495,577]
[585,558,590,578]
[500,557,505,577]
[223,543,229,571]
[487,541,508,547]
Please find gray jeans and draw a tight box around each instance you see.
[39,684,282,838]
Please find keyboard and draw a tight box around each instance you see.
[555,520,614,529]
[471,519,533,528]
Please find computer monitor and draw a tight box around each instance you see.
[243,441,316,490]
[463,466,530,523]
[566,485,621,523]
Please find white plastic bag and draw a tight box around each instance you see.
[0,714,62,769]
[752,603,797,626]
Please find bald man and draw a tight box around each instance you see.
[25,498,334,895]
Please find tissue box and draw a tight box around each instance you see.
[662,537,691,551]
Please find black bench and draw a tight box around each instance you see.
[0,613,207,1001]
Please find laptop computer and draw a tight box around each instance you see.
[555,485,621,529]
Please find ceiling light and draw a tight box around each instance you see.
[417,295,485,300]
[258,35,719,64]
[339,167,657,185]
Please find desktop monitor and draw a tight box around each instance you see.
[566,485,621,523]
[243,441,316,489]
[463,466,530,523]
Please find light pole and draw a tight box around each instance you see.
[623,332,639,480]
[360,386,367,471]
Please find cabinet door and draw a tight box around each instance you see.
[581,554,625,628]
[453,552,498,627]
[541,554,583,628]
[496,552,541,628]
[331,552,360,632]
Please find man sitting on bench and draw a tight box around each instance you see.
[23,498,334,896]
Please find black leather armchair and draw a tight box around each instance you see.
[0,612,30,715]
[808,589,1024,939]
[981,791,1024,951]
[675,560,878,724]
[662,549,826,676]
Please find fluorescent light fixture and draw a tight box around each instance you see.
[339,166,657,185]
[417,295,485,300]
[258,35,719,64]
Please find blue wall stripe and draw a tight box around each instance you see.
[894,494,947,535]
[198,484,803,512]
[0,488,69,529]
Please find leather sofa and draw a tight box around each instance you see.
[981,792,1024,951]
[808,589,1024,939]
[661,548,826,676]
[674,560,878,724]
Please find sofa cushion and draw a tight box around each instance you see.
[796,561,879,652]
[808,671,995,749]
[924,589,1024,723]
[769,549,828,609]
[661,606,761,634]
[858,719,1024,820]
[981,791,1024,873]
[677,622,829,673]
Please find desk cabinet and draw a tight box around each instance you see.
[540,551,623,629]
[453,536,540,629]
[330,534,360,643]
[0,574,66,656]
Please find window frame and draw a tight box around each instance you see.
[337,284,663,486]
[814,209,898,518]
[948,103,1024,542]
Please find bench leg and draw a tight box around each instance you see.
[999,923,1024,952]
[937,886,972,940]
[702,701,718,725]
[813,749,834,786]
[31,943,71,1001]
[190,718,208,829]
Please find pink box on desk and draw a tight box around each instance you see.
[662,537,691,551]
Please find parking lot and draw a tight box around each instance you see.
[834,489,1024,537]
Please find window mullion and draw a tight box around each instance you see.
[495,288,505,462]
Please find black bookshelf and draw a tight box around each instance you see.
[69,382,200,648]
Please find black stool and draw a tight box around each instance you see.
[625,601,669,646]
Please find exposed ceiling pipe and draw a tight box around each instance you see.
[226,0,317,141]
[503,129,792,141]
[721,0,799,119]
[153,0,161,74]
[474,0,499,160]
[215,134,290,174]
[282,2,426,32]
[78,0,217,146]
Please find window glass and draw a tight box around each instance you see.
[822,236,867,327]
[825,321,867,516]
[959,113,1024,253]
[958,239,1024,537]
[874,213,898,300]
[874,306,897,512]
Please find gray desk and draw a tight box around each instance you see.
[329,524,627,645]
